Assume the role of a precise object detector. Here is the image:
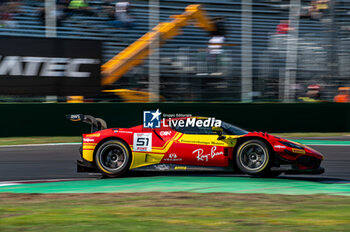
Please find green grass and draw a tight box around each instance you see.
[1,192,350,231]
[0,136,81,146]
[0,132,349,146]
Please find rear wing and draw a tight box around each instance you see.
[66,114,107,133]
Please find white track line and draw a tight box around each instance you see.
[0,183,17,187]
[0,143,80,148]
[0,178,88,187]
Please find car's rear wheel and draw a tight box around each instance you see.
[95,140,131,177]
[236,140,272,176]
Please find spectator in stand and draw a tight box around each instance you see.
[0,7,7,28]
[56,0,68,26]
[68,0,94,16]
[308,2,322,19]
[315,0,329,14]
[99,0,115,21]
[37,1,67,27]
[298,85,322,102]
[102,4,115,21]
[276,20,294,34]
[0,1,18,28]
[207,35,225,75]
[207,17,226,75]
[37,7,45,25]
[109,1,133,29]
[57,0,70,8]
[301,0,329,20]
[334,87,350,103]
[208,36,225,55]
[57,0,70,17]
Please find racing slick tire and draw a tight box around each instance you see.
[95,140,131,177]
[236,139,273,176]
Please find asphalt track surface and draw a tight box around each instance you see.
[0,141,349,182]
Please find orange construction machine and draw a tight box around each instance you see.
[69,4,217,102]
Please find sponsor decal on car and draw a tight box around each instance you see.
[174,166,187,170]
[83,138,95,142]
[86,133,100,137]
[180,139,211,145]
[118,130,133,134]
[193,146,223,162]
[211,141,228,146]
[292,148,306,154]
[155,164,170,171]
[69,114,82,121]
[164,153,182,162]
[133,133,152,152]
[274,145,286,149]
[160,131,172,136]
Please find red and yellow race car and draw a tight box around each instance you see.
[67,114,324,178]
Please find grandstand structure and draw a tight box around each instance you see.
[1,0,349,101]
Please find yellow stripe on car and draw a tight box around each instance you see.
[179,134,240,147]
[130,153,165,169]
[129,133,183,169]
[82,143,97,162]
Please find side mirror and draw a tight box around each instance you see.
[212,127,223,133]
[212,127,225,140]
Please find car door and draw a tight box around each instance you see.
[164,124,231,167]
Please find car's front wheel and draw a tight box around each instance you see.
[95,140,131,177]
[236,140,272,176]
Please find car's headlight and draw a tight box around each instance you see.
[279,141,304,150]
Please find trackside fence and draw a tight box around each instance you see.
[1,103,349,137]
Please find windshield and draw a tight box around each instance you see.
[221,121,249,135]
[170,118,249,135]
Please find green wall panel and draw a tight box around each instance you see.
[0,103,348,137]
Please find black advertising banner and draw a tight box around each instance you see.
[0,36,101,95]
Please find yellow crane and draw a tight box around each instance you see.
[101,4,216,86]
[68,5,216,103]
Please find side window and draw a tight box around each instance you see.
[221,128,230,135]
[220,121,248,135]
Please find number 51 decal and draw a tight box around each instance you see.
[133,133,152,151]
